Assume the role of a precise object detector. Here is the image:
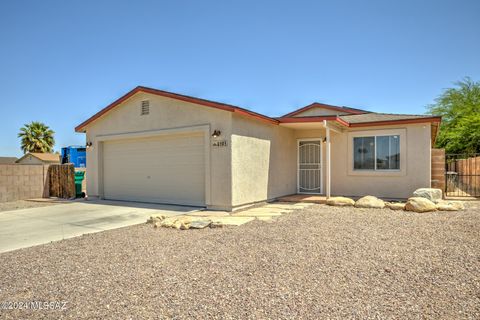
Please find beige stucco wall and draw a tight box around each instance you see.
[294,107,350,117]
[330,123,432,199]
[84,92,233,209]
[231,114,297,207]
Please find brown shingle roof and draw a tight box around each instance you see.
[281,102,370,117]
[30,153,60,162]
[16,153,60,163]
[0,157,18,164]
[339,113,436,124]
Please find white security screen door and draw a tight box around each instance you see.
[298,139,322,194]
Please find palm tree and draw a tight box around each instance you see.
[18,122,55,154]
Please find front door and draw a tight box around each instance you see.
[298,139,322,194]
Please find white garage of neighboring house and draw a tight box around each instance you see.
[75,86,441,211]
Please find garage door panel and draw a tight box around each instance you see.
[103,133,205,206]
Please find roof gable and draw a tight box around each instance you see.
[16,153,60,163]
[281,103,369,118]
[75,86,278,132]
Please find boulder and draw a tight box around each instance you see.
[161,216,192,230]
[326,196,355,207]
[405,197,437,213]
[189,218,212,229]
[412,188,443,203]
[386,202,406,210]
[354,195,385,209]
[436,200,465,211]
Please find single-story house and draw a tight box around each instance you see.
[0,157,18,164]
[16,153,60,165]
[75,86,441,211]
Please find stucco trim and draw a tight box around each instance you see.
[347,128,407,177]
[94,124,210,142]
[93,124,212,206]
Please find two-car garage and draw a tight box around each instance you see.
[102,132,206,207]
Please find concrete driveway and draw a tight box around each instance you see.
[0,200,200,253]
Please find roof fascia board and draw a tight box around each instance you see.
[347,117,442,127]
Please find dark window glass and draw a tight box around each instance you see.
[353,137,375,169]
[376,135,400,170]
[354,135,400,171]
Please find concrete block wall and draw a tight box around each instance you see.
[0,164,49,202]
[431,148,445,192]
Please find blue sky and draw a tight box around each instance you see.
[0,0,479,157]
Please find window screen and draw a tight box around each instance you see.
[353,135,400,171]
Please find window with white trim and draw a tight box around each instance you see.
[353,135,400,170]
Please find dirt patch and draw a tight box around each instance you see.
[0,203,479,319]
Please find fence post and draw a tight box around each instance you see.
[431,148,445,194]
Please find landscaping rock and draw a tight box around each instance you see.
[209,221,224,228]
[147,215,167,226]
[405,197,437,213]
[161,216,192,230]
[189,218,212,229]
[436,200,465,211]
[326,197,355,206]
[386,202,406,210]
[354,196,385,209]
[413,188,443,203]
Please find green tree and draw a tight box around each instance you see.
[427,77,480,154]
[18,121,55,154]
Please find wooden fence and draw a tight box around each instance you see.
[47,164,75,199]
[446,153,480,197]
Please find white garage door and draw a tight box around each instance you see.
[103,132,205,206]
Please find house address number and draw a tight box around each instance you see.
[212,140,228,147]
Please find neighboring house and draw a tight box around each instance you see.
[16,153,60,165]
[61,146,87,167]
[75,86,441,211]
[0,157,18,164]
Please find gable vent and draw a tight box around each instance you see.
[141,100,150,115]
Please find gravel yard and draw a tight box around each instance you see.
[0,199,60,213]
[0,203,479,319]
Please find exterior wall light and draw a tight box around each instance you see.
[86,141,93,148]
[212,130,221,138]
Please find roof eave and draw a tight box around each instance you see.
[346,116,442,127]
[277,116,338,123]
